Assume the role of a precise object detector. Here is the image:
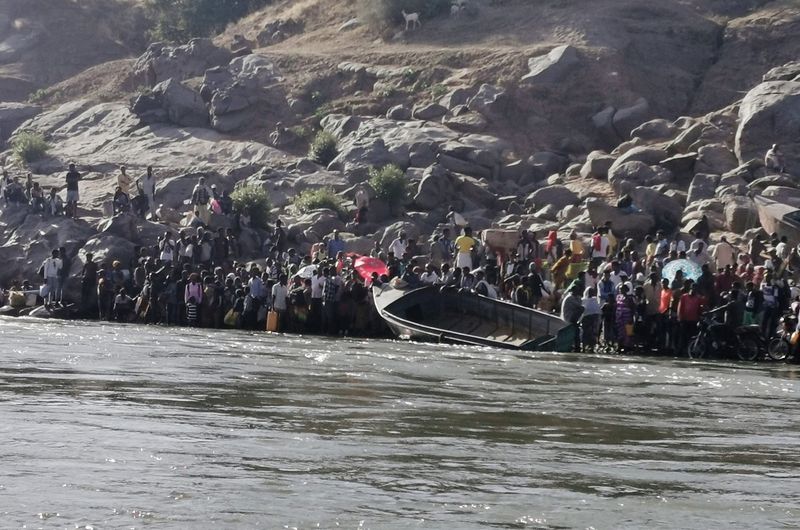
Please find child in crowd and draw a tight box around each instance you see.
[186,296,198,326]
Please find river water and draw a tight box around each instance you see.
[1,318,799,529]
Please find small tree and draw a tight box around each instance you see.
[369,164,408,204]
[231,185,271,230]
[11,132,49,164]
[293,188,347,218]
[308,131,339,166]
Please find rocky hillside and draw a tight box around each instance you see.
[1,0,800,293]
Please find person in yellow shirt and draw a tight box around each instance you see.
[644,235,656,266]
[454,226,477,269]
[569,231,584,262]
[604,221,617,256]
[118,165,133,196]
[551,249,572,289]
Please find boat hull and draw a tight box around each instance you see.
[372,284,575,352]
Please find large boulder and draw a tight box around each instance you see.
[0,103,41,145]
[525,185,579,211]
[630,119,676,142]
[133,39,233,87]
[694,143,739,176]
[629,187,682,229]
[413,164,454,210]
[287,210,345,241]
[79,234,137,268]
[763,62,800,82]
[761,185,800,204]
[412,102,447,121]
[611,146,669,169]
[467,84,507,119]
[528,151,568,176]
[724,196,759,233]
[203,55,287,133]
[735,81,800,169]
[580,151,615,179]
[686,173,720,205]
[520,45,580,84]
[294,171,350,193]
[608,161,660,195]
[592,106,621,147]
[150,78,209,127]
[613,97,652,139]
[441,111,487,133]
[659,152,697,182]
[585,198,655,240]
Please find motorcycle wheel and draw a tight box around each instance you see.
[737,336,761,362]
[687,335,707,359]
[767,337,790,361]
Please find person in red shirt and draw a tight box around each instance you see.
[677,283,705,355]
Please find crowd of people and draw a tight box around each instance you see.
[1,161,800,360]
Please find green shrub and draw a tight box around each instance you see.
[27,89,47,103]
[308,130,339,166]
[145,0,273,41]
[11,132,49,164]
[293,188,346,217]
[369,164,409,203]
[430,83,448,101]
[357,0,451,30]
[231,185,271,230]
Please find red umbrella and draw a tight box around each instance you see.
[353,256,388,279]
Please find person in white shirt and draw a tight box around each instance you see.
[473,270,498,299]
[711,236,737,270]
[272,274,289,313]
[775,235,789,261]
[139,166,157,219]
[158,232,175,263]
[388,230,407,259]
[765,144,786,173]
[41,249,63,305]
[419,264,439,285]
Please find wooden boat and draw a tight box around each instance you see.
[372,283,575,352]
[754,195,800,243]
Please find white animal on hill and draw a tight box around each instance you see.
[451,4,462,16]
[402,10,421,30]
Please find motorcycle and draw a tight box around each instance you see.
[767,311,797,362]
[688,314,764,361]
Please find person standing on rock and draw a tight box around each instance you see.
[765,144,786,174]
[140,166,157,220]
[191,176,212,225]
[80,252,98,316]
[118,166,133,196]
[40,249,62,306]
[65,163,81,218]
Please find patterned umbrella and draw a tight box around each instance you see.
[661,258,702,282]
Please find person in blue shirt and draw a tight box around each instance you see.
[327,230,346,257]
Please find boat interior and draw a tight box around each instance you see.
[387,287,565,349]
